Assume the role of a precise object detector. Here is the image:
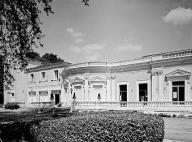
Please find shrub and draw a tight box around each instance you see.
[33,111,164,142]
[0,104,3,108]
[0,119,42,141]
[4,102,20,110]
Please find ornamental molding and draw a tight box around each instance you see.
[70,77,85,84]
[147,69,163,76]
[88,76,107,86]
[151,69,163,76]
[166,69,191,78]
[88,76,106,82]
[106,75,116,80]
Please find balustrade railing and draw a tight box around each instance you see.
[72,101,192,111]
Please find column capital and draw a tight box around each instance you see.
[107,75,116,80]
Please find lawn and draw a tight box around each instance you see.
[164,117,192,142]
[1,108,192,142]
[0,107,71,141]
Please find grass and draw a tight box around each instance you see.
[164,117,192,142]
[0,107,72,141]
[1,108,192,142]
[0,107,71,122]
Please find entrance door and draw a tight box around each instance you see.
[55,94,60,105]
[139,83,148,102]
[119,85,127,102]
[172,81,185,102]
[119,84,127,107]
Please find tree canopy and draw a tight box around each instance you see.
[0,0,88,104]
[26,51,41,60]
[42,53,64,64]
[0,0,53,90]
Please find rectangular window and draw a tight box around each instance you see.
[30,74,34,82]
[139,83,148,102]
[119,85,127,102]
[172,81,185,102]
[28,91,36,96]
[41,72,46,81]
[39,91,48,96]
[74,85,82,90]
[92,85,103,89]
[11,93,15,97]
[54,70,59,80]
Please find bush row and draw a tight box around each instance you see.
[33,111,164,142]
[4,102,20,110]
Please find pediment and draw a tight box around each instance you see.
[70,77,85,84]
[88,76,106,81]
[166,69,191,77]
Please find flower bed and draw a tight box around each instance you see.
[33,111,164,142]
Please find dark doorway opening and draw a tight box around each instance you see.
[120,85,127,101]
[139,83,148,102]
[55,94,60,105]
[119,84,127,107]
[172,81,185,103]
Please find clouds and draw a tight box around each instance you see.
[163,7,192,25]
[66,27,85,38]
[66,27,85,44]
[67,27,143,62]
[70,44,106,61]
[70,43,106,53]
[116,43,143,52]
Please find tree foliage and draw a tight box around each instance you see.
[26,51,41,60]
[82,0,89,6]
[0,0,53,90]
[42,53,64,64]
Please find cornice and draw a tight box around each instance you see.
[63,56,192,76]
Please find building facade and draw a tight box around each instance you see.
[4,49,192,111]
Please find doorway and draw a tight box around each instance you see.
[119,85,127,101]
[119,84,127,107]
[139,83,148,102]
[55,94,60,105]
[172,81,185,102]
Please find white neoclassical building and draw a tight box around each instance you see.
[4,49,192,111]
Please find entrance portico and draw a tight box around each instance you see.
[166,69,191,102]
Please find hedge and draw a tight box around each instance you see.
[33,111,164,142]
[4,102,20,110]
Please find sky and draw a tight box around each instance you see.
[36,0,192,63]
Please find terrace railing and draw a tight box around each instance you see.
[72,101,192,112]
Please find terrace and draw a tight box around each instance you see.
[72,101,192,112]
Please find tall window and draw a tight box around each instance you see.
[41,72,46,81]
[119,85,127,102]
[54,70,59,80]
[30,74,34,82]
[139,83,148,102]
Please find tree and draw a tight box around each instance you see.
[82,0,89,6]
[0,0,88,104]
[26,51,41,60]
[42,53,64,64]
[0,0,53,104]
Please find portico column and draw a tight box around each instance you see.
[168,81,172,101]
[106,78,111,101]
[84,79,89,101]
[111,76,116,101]
[60,85,65,105]
[84,76,89,101]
